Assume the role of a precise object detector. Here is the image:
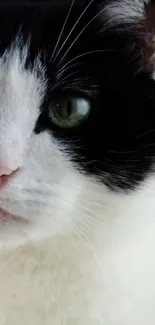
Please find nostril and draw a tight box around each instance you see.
[0,166,17,177]
[0,167,19,187]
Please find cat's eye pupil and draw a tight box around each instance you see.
[49,97,90,129]
[67,100,72,117]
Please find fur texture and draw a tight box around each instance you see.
[0,0,155,324]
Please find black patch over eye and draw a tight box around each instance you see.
[31,0,155,192]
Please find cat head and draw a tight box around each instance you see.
[0,0,154,245]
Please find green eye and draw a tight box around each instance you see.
[49,97,91,129]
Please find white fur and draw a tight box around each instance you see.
[0,39,155,324]
[103,0,155,81]
[103,0,150,26]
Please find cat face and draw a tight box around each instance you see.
[0,0,154,245]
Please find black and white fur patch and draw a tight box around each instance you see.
[0,1,155,325]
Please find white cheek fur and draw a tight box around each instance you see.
[0,38,88,246]
[0,42,45,169]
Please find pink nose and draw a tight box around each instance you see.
[0,166,15,177]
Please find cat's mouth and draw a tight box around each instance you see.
[0,208,24,223]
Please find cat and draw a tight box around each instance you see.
[0,0,154,324]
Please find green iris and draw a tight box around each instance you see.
[49,97,90,128]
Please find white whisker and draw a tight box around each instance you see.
[51,0,75,61]
[57,49,108,72]
[56,62,81,80]
[136,129,155,140]
[53,0,95,63]
[57,5,109,67]
[51,70,78,91]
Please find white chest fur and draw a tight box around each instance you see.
[0,177,155,325]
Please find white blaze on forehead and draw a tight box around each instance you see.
[0,40,46,169]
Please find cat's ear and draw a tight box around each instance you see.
[98,0,155,75]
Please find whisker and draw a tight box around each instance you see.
[64,227,99,258]
[57,5,109,67]
[56,71,79,86]
[51,0,75,61]
[73,227,98,256]
[108,149,136,155]
[60,70,78,81]
[50,71,78,91]
[56,62,82,80]
[57,49,109,73]
[53,0,95,63]
[139,142,155,148]
[136,129,155,139]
